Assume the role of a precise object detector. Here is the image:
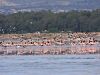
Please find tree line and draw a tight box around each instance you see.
[0,9,100,34]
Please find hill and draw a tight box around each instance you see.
[0,0,100,14]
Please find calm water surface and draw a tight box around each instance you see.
[0,55,100,75]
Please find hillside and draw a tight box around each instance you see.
[0,10,100,33]
[0,0,100,14]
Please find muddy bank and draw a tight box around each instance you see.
[0,45,100,55]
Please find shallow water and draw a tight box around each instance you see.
[0,55,100,75]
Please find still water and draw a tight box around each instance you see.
[0,55,100,75]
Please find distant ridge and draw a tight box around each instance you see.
[0,0,100,14]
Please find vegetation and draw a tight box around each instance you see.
[0,9,100,34]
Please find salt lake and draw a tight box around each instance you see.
[0,54,100,75]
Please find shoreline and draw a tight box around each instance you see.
[0,32,100,55]
[0,54,100,56]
